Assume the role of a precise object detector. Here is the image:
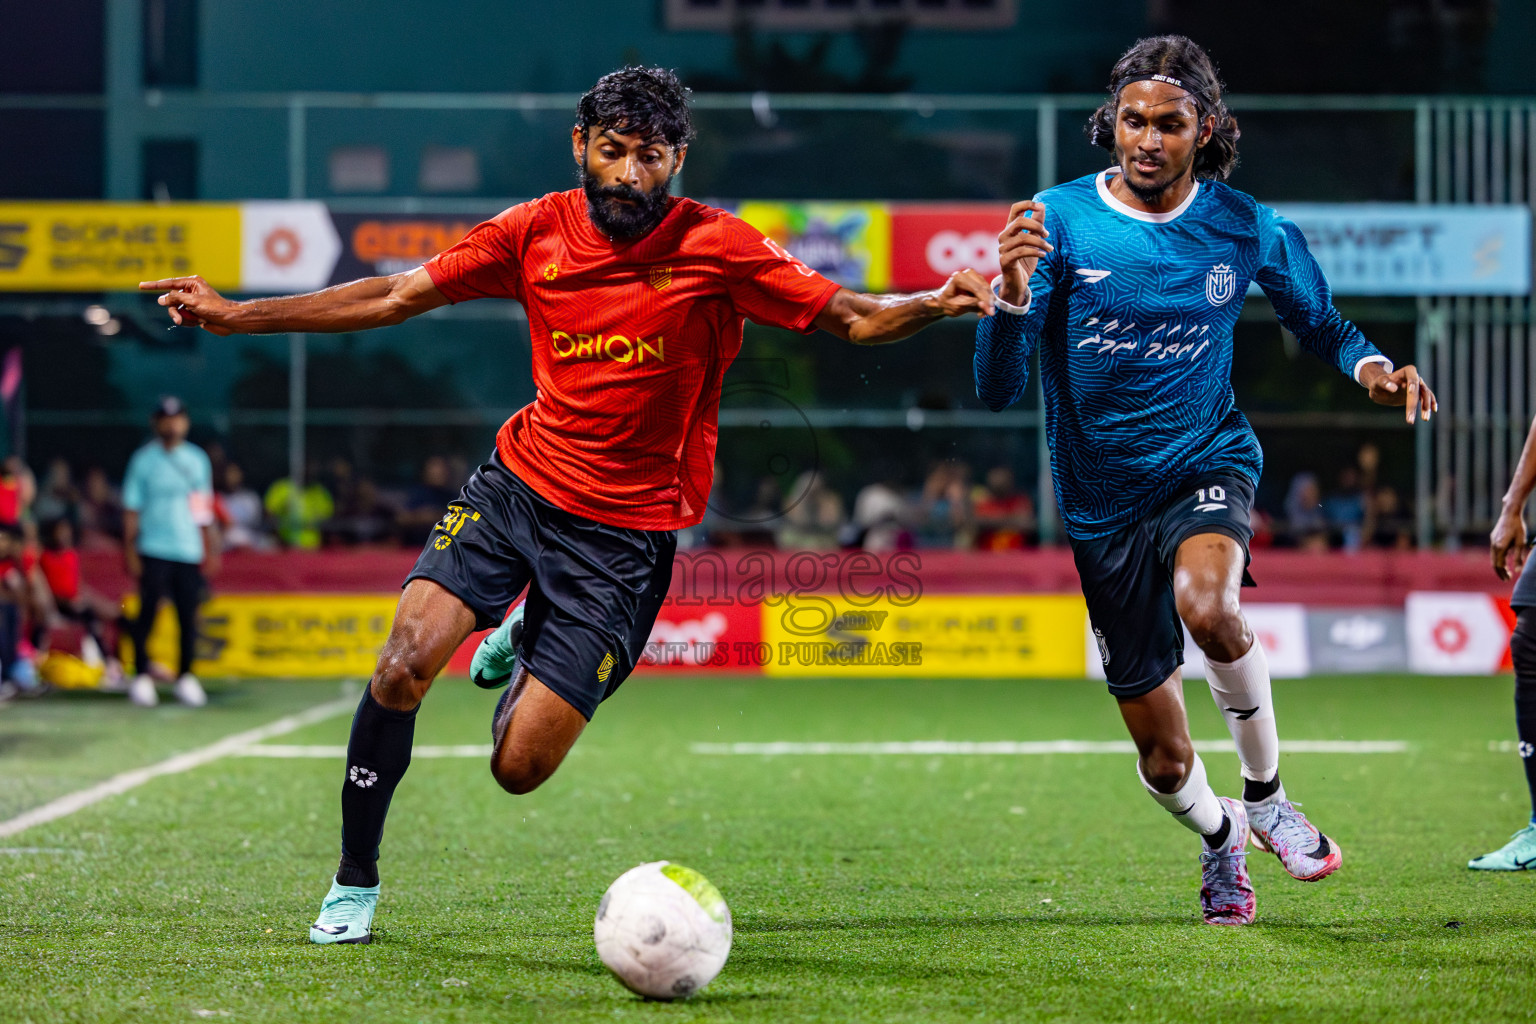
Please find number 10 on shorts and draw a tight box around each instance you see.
[1194,485,1227,512]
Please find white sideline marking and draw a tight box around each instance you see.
[238,743,492,759]
[688,739,1410,756]
[0,695,356,839]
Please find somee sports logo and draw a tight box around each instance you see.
[0,223,26,270]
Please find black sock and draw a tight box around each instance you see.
[1510,611,1536,821]
[336,850,378,889]
[1204,814,1232,849]
[1242,773,1281,803]
[337,687,417,886]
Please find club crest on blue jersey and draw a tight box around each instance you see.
[1205,263,1237,306]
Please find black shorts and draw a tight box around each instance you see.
[1513,562,1536,611]
[1071,471,1256,700]
[404,456,677,720]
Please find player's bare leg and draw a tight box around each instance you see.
[311,579,476,944]
[1118,676,1254,924]
[490,665,587,794]
[1174,533,1341,881]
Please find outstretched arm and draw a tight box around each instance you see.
[137,266,448,336]
[813,269,996,345]
[1493,415,1536,580]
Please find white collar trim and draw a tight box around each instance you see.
[1095,167,1200,223]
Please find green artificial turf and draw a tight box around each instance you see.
[0,674,1532,1023]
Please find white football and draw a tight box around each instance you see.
[593,860,732,1000]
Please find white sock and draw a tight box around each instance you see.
[1137,753,1226,836]
[1205,637,1280,783]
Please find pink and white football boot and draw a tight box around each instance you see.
[1200,797,1256,926]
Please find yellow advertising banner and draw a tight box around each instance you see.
[760,594,1088,678]
[0,203,241,291]
[126,594,396,679]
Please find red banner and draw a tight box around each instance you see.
[890,203,1010,291]
[639,598,762,674]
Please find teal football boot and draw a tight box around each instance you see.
[309,877,379,944]
[1468,823,1536,870]
[471,603,524,689]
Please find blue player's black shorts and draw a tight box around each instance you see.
[404,455,676,720]
[1071,471,1256,700]
[1512,562,1536,611]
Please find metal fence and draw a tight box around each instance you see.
[3,90,1534,544]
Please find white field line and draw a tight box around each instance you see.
[237,743,492,759]
[688,739,1410,756]
[0,695,357,839]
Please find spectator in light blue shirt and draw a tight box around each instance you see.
[121,396,219,708]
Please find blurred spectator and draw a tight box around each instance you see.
[396,456,458,546]
[776,470,846,550]
[708,475,783,548]
[0,456,35,528]
[36,518,125,684]
[848,466,913,551]
[122,396,218,708]
[328,477,398,546]
[1323,467,1367,551]
[972,466,1036,551]
[324,457,359,517]
[1356,442,1381,492]
[1369,486,1414,549]
[219,463,270,551]
[32,458,80,527]
[1284,472,1329,551]
[914,461,974,549]
[265,460,335,550]
[1249,506,1276,549]
[0,524,35,697]
[78,466,124,550]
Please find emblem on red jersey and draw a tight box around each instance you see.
[543,262,559,281]
[649,266,672,291]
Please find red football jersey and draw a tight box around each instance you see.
[425,189,839,530]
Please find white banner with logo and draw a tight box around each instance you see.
[239,201,343,293]
[1405,591,1512,674]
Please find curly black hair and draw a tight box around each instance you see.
[1085,35,1240,181]
[575,66,696,149]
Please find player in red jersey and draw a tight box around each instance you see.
[141,67,996,944]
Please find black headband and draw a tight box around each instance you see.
[1112,72,1187,94]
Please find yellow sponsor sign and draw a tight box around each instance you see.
[760,594,1087,678]
[0,203,241,291]
[125,594,396,678]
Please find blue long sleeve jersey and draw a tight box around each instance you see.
[974,168,1385,541]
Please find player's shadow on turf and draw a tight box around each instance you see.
[0,731,105,757]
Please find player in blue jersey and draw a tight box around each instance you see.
[975,35,1436,925]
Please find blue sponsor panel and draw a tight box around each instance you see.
[1305,608,1410,673]
[1268,204,1531,296]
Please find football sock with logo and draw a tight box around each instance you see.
[1508,610,1536,821]
[1242,773,1282,803]
[1138,753,1227,838]
[1204,637,1280,783]
[337,686,417,887]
